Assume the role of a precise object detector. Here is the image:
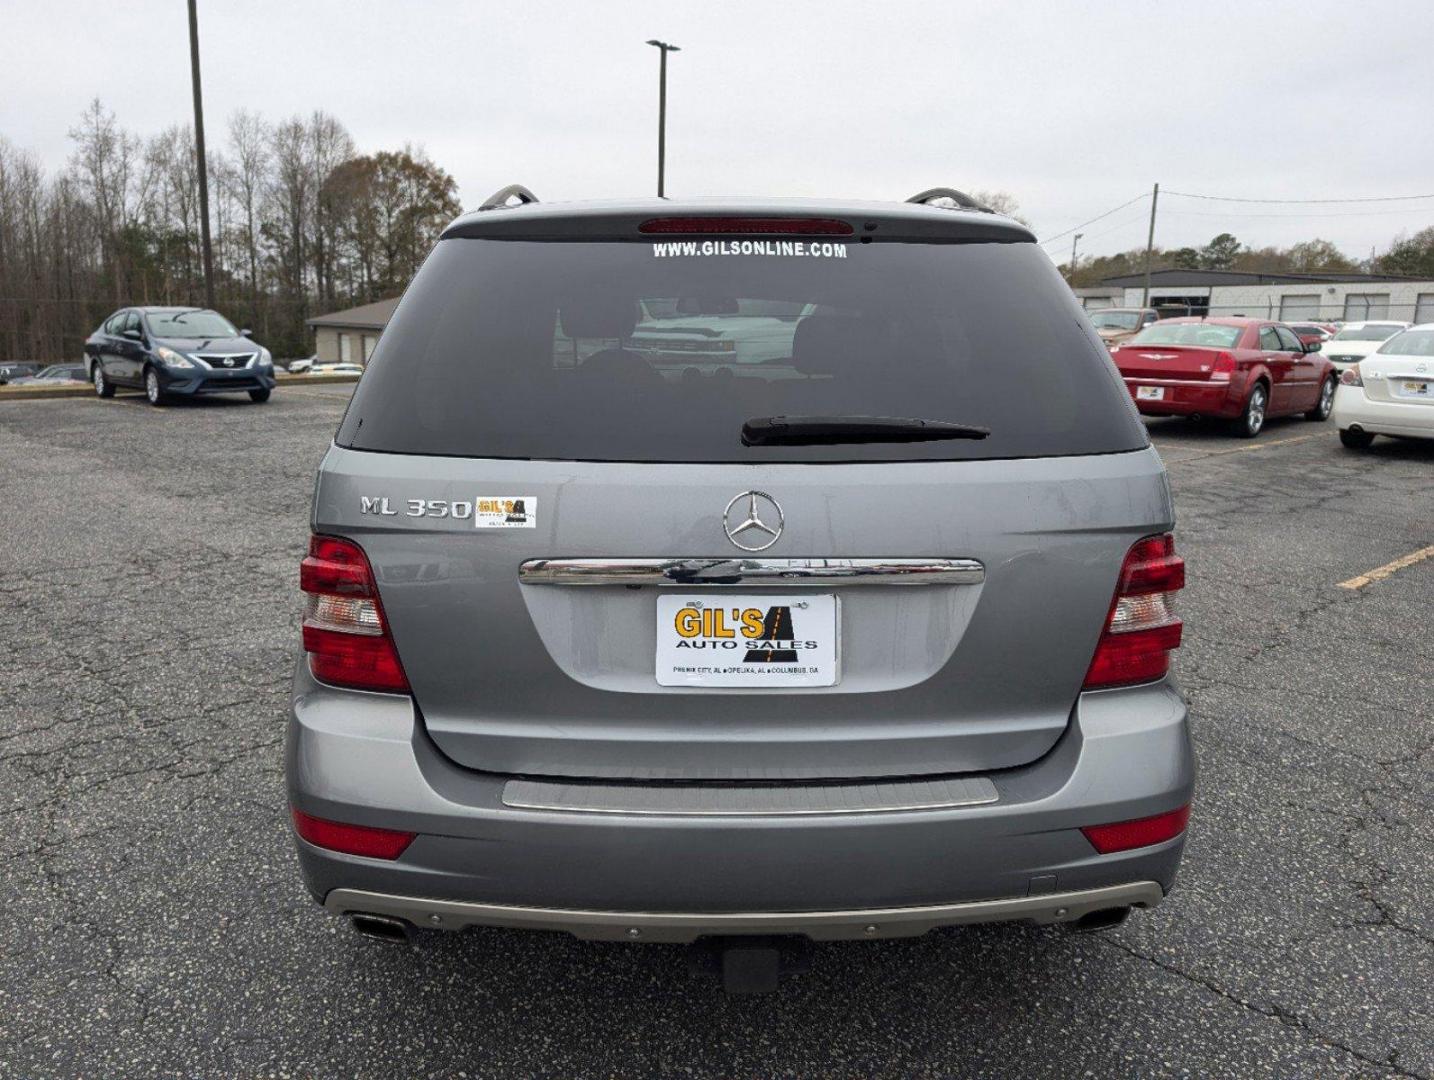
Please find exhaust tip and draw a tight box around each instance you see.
[1069,906,1133,934]
[349,913,414,945]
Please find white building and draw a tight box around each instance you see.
[1085,269,1434,324]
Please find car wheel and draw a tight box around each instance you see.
[144,367,166,407]
[93,364,115,398]
[1339,428,1375,449]
[248,388,271,403]
[1235,383,1267,438]
[1306,376,1335,421]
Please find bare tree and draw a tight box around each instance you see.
[267,116,310,326]
[306,111,355,309]
[67,98,141,303]
[225,109,269,331]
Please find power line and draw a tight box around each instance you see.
[1158,206,1434,220]
[1164,189,1434,205]
[1067,209,1153,247]
[1038,192,1149,246]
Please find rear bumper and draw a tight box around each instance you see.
[1122,376,1241,417]
[286,662,1195,935]
[324,881,1165,942]
[1333,385,1434,439]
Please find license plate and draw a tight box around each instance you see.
[1401,380,1429,395]
[1136,386,1165,400]
[655,594,838,687]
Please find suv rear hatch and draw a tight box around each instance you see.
[320,203,1168,781]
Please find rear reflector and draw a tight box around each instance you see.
[1084,533,1184,690]
[639,217,854,236]
[1082,805,1191,854]
[291,808,415,859]
[301,534,410,694]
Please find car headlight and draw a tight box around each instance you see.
[255,347,272,368]
[155,346,194,369]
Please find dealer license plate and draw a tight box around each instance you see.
[1136,386,1165,401]
[655,594,838,687]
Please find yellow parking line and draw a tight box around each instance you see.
[1338,545,1434,590]
[1163,432,1324,465]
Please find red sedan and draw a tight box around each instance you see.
[1110,317,1338,437]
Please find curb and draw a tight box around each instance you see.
[0,372,360,402]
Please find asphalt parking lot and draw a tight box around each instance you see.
[1,387,1430,1079]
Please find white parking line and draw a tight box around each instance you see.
[1337,545,1434,590]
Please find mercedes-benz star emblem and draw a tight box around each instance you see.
[723,491,784,552]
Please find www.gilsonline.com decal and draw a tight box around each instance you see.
[651,240,849,258]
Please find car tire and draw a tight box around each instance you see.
[248,388,271,403]
[93,364,115,399]
[1234,383,1267,438]
[144,367,166,407]
[1305,376,1335,421]
[1339,428,1375,449]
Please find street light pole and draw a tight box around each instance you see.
[1069,233,1084,284]
[188,0,215,309]
[645,40,680,197]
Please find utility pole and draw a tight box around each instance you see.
[1069,233,1084,284]
[1140,182,1159,309]
[188,0,215,310]
[646,40,680,197]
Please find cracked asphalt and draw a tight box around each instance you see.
[1,388,1430,1079]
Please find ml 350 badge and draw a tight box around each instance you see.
[359,495,537,528]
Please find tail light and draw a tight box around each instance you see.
[1082,804,1190,854]
[1208,352,1237,382]
[1083,534,1184,690]
[292,808,414,859]
[1340,363,1362,386]
[300,535,409,693]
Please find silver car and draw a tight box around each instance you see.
[286,189,1194,992]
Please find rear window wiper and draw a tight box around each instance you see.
[741,415,990,446]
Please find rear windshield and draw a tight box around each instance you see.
[1089,310,1142,330]
[337,238,1146,463]
[1379,329,1434,356]
[1129,323,1243,348]
[1333,324,1401,341]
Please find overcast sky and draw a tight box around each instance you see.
[4,0,1433,261]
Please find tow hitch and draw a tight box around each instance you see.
[687,936,814,994]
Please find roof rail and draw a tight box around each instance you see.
[906,188,993,213]
[479,184,540,212]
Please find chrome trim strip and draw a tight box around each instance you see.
[502,776,998,816]
[324,882,1165,942]
[518,557,984,587]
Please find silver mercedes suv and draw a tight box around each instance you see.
[286,187,1194,991]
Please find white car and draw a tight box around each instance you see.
[286,356,316,374]
[310,362,364,376]
[1333,323,1434,448]
[1321,320,1411,372]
